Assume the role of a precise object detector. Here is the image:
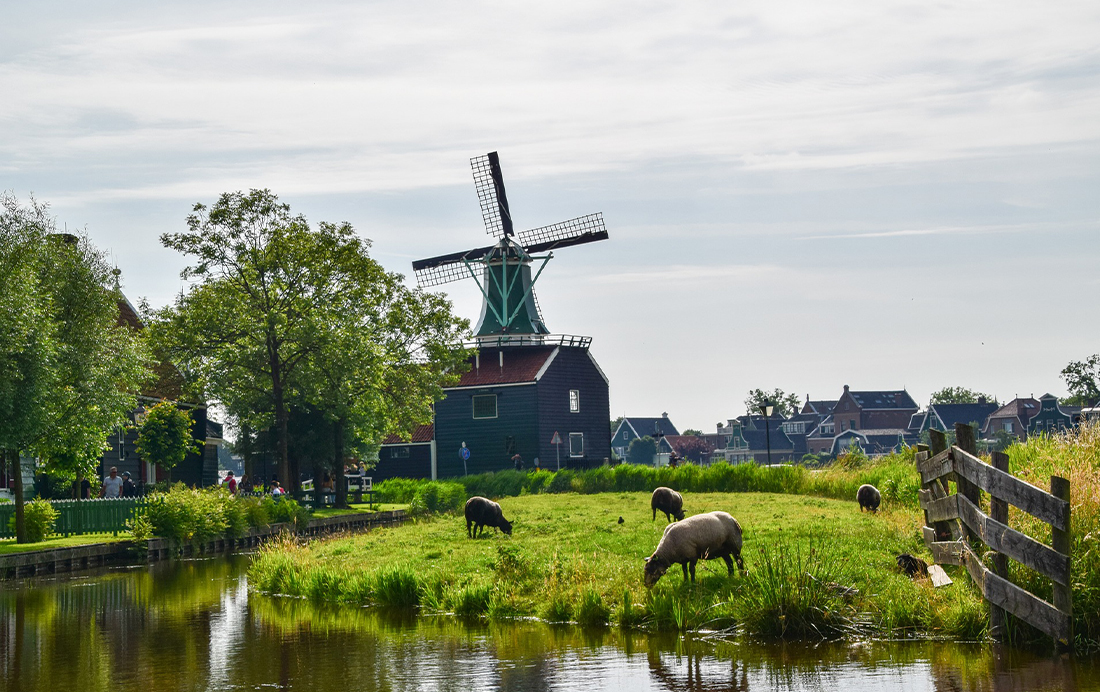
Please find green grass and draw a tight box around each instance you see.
[0,533,130,555]
[250,491,986,639]
[310,503,407,518]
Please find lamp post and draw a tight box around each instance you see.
[759,402,774,466]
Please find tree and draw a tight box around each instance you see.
[135,401,201,480]
[744,389,800,418]
[682,429,703,436]
[0,195,148,542]
[1061,355,1100,407]
[930,386,994,405]
[627,436,657,466]
[671,435,710,462]
[155,190,469,494]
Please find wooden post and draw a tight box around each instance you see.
[989,451,1010,639]
[954,423,982,542]
[1051,475,1072,648]
[927,430,960,540]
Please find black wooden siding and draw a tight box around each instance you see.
[435,383,540,478]
[536,347,610,468]
[373,444,433,481]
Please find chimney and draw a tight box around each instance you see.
[843,384,850,393]
[978,396,986,404]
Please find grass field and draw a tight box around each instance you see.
[249,491,987,639]
[310,503,407,518]
[0,533,129,555]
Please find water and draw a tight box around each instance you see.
[0,556,1094,691]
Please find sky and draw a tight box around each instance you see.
[2,0,1098,433]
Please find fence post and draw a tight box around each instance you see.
[927,430,961,540]
[1051,475,1072,648]
[954,423,982,543]
[989,451,1010,640]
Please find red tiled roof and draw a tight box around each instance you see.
[382,423,434,445]
[449,347,556,387]
[116,297,144,330]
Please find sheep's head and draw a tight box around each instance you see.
[643,556,669,589]
[673,509,685,521]
[500,518,513,535]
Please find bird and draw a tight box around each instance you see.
[617,516,624,524]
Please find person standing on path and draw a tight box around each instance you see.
[100,467,123,498]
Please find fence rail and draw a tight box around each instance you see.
[0,498,144,539]
[915,424,1072,645]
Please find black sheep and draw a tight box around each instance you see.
[464,496,513,538]
[651,487,685,522]
[856,484,881,513]
[896,553,929,578]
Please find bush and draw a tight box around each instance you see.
[129,484,310,543]
[7,499,59,543]
[408,482,465,516]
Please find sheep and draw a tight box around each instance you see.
[651,487,685,522]
[464,496,513,538]
[857,484,881,513]
[643,511,744,588]
[896,553,929,579]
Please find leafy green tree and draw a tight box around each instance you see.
[155,190,469,494]
[627,436,657,466]
[930,386,994,405]
[744,389,800,418]
[0,195,148,541]
[682,429,703,436]
[610,416,624,435]
[1060,355,1100,407]
[135,401,201,481]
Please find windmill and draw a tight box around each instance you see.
[412,152,608,339]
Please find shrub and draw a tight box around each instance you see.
[408,482,465,515]
[130,484,309,543]
[8,499,59,543]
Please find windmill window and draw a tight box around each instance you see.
[569,433,584,457]
[569,390,580,413]
[472,394,498,419]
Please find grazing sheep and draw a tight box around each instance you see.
[896,553,929,579]
[857,484,881,513]
[464,497,513,538]
[651,487,685,522]
[643,511,744,588]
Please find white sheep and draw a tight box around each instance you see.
[643,510,744,587]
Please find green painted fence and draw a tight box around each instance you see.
[0,498,144,539]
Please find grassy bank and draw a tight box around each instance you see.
[250,491,985,639]
[374,450,923,512]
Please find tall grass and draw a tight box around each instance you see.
[374,451,922,510]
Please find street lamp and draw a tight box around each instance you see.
[759,402,774,466]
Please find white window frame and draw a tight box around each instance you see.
[472,394,498,420]
[569,389,580,413]
[569,432,584,457]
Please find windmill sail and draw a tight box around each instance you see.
[519,213,607,253]
[411,243,496,287]
[471,152,514,238]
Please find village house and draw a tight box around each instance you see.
[611,414,679,460]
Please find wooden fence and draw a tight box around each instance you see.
[0,498,145,539]
[915,423,1071,645]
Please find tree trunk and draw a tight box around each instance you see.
[273,379,292,493]
[334,417,347,509]
[9,450,27,544]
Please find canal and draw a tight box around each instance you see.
[0,555,1093,691]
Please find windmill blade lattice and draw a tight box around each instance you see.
[412,243,496,287]
[471,153,514,237]
[519,213,607,253]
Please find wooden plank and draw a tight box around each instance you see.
[962,546,1070,642]
[989,451,1010,639]
[927,564,953,587]
[922,525,936,548]
[951,447,1069,531]
[954,423,983,543]
[916,448,954,484]
[1051,476,1072,647]
[923,494,959,523]
[929,540,964,565]
[955,494,1069,586]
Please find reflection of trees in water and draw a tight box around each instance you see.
[930,643,1079,692]
[646,639,747,692]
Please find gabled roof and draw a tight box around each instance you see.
[623,416,679,438]
[928,402,999,430]
[845,388,918,410]
[739,427,795,451]
[449,347,557,388]
[382,423,435,445]
[987,398,1040,421]
[803,400,837,415]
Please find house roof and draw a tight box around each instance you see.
[988,398,1040,421]
[928,402,999,429]
[623,416,679,438]
[206,420,224,443]
[116,295,144,330]
[382,423,435,445]
[804,400,837,415]
[845,389,918,410]
[739,427,795,451]
[449,347,557,388]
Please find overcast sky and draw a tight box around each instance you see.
[3,1,1098,432]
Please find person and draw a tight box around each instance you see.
[224,470,238,494]
[73,477,92,499]
[669,452,680,469]
[121,471,137,498]
[239,474,251,493]
[512,454,524,471]
[101,467,124,498]
[533,457,541,472]
[271,481,285,497]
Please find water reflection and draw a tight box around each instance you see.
[0,557,1093,692]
